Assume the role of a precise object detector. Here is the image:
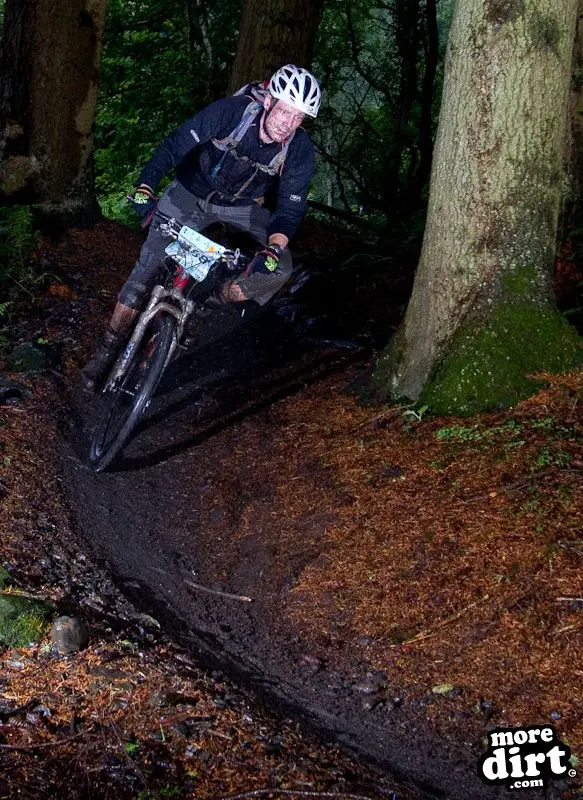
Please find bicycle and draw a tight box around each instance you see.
[87,210,251,472]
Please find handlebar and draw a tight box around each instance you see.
[153,209,184,239]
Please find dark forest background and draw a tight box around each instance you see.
[93,0,454,232]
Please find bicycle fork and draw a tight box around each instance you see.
[104,284,195,392]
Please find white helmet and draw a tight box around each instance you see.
[268,64,321,118]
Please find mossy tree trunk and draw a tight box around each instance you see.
[372,0,582,415]
[0,0,107,223]
[228,0,323,92]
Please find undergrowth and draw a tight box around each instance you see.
[0,566,54,649]
[0,206,42,347]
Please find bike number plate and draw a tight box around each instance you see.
[165,225,226,282]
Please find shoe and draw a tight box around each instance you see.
[80,328,124,393]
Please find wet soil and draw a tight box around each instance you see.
[63,380,509,800]
[2,218,582,799]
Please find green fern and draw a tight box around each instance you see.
[0,206,42,300]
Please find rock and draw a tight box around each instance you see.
[149,691,199,709]
[7,341,61,373]
[184,717,213,732]
[184,744,203,758]
[7,343,47,372]
[362,696,382,712]
[169,721,190,738]
[0,377,32,405]
[26,704,52,725]
[50,615,89,655]
[431,683,461,698]
[381,464,404,479]
[265,736,284,754]
[149,691,169,709]
[325,671,345,690]
[356,635,374,646]
[478,698,495,719]
[299,653,324,673]
[352,672,387,695]
[36,514,55,532]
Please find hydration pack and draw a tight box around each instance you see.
[211,81,294,194]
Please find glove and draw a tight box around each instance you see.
[246,244,282,276]
[127,184,157,227]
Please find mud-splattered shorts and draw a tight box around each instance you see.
[118,180,292,309]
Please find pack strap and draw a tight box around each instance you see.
[211,101,294,184]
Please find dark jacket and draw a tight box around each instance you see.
[138,96,315,241]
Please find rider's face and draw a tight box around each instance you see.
[262,96,305,143]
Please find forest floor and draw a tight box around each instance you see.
[1,216,582,799]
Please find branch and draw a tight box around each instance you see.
[0,699,40,722]
[307,200,377,230]
[392,595,491,647]
[0,728,90,751]
[216,790,393,800]
[185,580,252,602]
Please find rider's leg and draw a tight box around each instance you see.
[79,303,139,392]
[204,201,294,306]
[80,249,167,392]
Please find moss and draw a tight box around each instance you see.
[0,594,55,649]
[500,263,548,299]
[484,0,526,27]
[528,10,562,56]
[420,302,582,416]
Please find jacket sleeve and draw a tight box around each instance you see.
[137,98,246,190]
[267,132,315,241]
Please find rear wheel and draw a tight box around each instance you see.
[88,312,175,472]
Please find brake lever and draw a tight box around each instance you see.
[157,216,181,238]
[224,247,241,271]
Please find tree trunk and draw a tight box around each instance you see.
[372,0,581,415]
[410,0,438,200]
[228,0,323,92]
[0,0,107,223]
[570,0,583,194]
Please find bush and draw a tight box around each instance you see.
[0,205,41,301]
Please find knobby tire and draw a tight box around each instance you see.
[88,312,175,472]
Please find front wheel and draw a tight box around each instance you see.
[88,312,175,472]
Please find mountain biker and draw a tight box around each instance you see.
[81,64,321,392]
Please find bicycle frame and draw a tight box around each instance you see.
[104,211,241,393]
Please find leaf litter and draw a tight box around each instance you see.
[1,218,582,797]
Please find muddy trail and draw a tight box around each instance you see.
[7,218,578,798]
[62,355,493,800]
[50,237,523,799]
